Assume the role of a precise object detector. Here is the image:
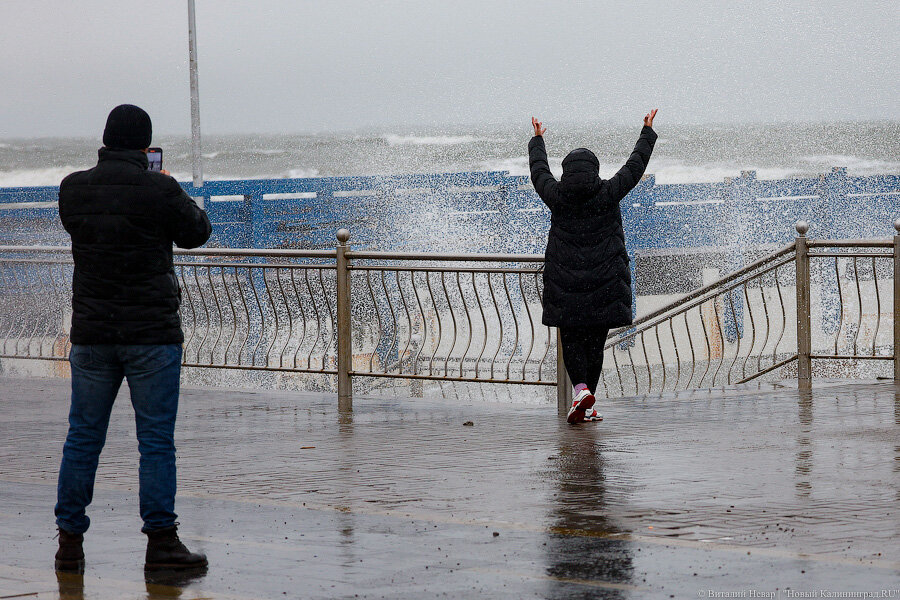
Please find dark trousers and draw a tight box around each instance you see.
[56,344,182,534]
[559,326,610,395]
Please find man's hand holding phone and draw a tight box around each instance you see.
[147,147,164,173]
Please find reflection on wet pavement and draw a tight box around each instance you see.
[1,376,898,598]
[544,427,637,599]
[55,572,83,600]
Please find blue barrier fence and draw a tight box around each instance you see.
[2,168,897,254]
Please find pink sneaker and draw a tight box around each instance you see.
[583,407,603,422]
[566,388,596,424]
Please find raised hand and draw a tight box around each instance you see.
[532,117,547,137]
[643,109,658,128]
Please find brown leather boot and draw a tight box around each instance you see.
[144,525,208,571]
[54,528,85,573]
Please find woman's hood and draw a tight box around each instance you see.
[559,148,601,199]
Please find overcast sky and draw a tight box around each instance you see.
[1,0,897,138]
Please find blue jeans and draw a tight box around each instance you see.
[55,344,183,534]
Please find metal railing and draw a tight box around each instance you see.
[599,242,799,398]
[1,219,898,413]
[803,235,898,369]
[0,240,569,410]
[175,248,339,375]
[594,220,899,401]
[337,230,557,410]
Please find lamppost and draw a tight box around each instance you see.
[187,0,203,193]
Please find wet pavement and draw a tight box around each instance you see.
[1,376,898,599]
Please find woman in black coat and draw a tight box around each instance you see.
[529,110,658,423]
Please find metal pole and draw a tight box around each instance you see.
[893,218,900,381]
[556,329,572,416]
[187,0,204,192]
[795,221,812,387]
[336,229,352,410]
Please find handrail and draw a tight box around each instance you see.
[612,242,796,334]
[0,245,72,253]
[0,245,545,262]
[176,248,336,258]
[346,251,545,262]
[609,253,798,346]
[808,240,893,249]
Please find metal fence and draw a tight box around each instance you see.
[0,241,567,410]
[337,233,558,410]
[1,220,897,413]
[600,243,798,398]
[175,249,339,375]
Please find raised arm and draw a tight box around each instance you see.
[606,109,659,202]
[528,117,559,210]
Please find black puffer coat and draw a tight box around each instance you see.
[529,126,657,328]
[59,148,212,345]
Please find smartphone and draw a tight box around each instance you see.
[147,147,163,172]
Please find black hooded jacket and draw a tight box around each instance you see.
[529,126,657,328]
[59,148,212,345]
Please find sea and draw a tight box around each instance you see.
[1,121,898,188]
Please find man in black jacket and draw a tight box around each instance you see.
[54,104,212,573]
[529,110,657,423]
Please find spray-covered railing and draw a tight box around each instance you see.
[1,220,897,413]
[174,248,339,374]
[0,247,73,362]
[0,242,568,409]
[803,236,897,365]
[4,168,897,341]
[596,220,900,400]
[599,243,798,397]
[342,242,553,387]
[0,247,341,374]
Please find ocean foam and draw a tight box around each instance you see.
[650,161,800,184]
[478,157,576,179]
[245,148,291,156]
[285,168,321,179]
[384,134,486,146]
[800,154,900,174]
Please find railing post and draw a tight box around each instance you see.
[795,221,812,387]
[336,228,352,411]
[556,329,572,416]
[893,218,900,381]
[241,194,253,248]
[497,182,513,254]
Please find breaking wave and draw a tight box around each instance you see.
[0,166,90,187]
